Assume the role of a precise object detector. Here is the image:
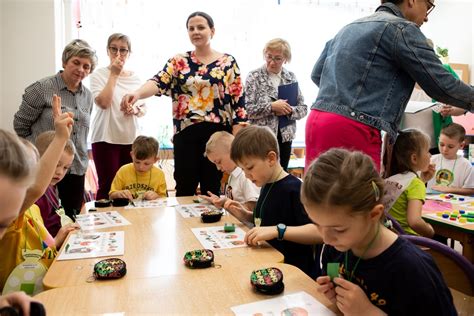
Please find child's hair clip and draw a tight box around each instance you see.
[371,181,380,201]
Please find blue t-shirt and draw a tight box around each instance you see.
[321,237,456,315]
[255,174,316,278]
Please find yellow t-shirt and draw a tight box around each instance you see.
[109,163,167,198]
[0,205,57,291]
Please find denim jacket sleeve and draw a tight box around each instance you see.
[396,24,473,111]
[311,42,330,87]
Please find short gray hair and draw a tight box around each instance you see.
[62,39,98,73]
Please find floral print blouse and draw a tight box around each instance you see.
[151,51,247,134]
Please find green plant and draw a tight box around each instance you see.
[436,46,449,58]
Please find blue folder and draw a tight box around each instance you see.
[278,82,298,128]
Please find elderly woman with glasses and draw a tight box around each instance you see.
[245,38,307,171]
[89,33,146,200]
[14,39,97,219]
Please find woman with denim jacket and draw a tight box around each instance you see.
[245,38,307,170]
[306,0,473,171]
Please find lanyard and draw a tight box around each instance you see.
[344,224,380,282]
[253,168,283,227]
[24,208,46,251]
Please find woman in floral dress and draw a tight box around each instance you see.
[121,11,247,196]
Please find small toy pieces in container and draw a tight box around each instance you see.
[93,258,127,279]
[95,199,111,208]
[183,249,214,268]
[201,210,223,223]
[250,267,284,294]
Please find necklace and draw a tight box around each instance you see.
[134,170,152,199]
[344,224,380,282]
[254,168,284,227]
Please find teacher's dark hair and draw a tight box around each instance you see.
[186,11,214,29]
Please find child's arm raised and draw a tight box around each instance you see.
[406,200,435,237]
[20,95,73,213]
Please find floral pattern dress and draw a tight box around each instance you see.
[151,51,247,134]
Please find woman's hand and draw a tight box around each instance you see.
[271,99,293,116]
[244,226,278,246]
[333,277,387,315]
[110,56,124,77]
[120,93,139,115]
[439,104,466,117]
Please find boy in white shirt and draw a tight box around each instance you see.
[427,123,474,196]
[200,131,260,220]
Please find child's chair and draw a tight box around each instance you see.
[401,234,474,296]
[384,212,406,235]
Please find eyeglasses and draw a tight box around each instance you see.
[265,54,284,63]
[108,46,129,55]
[426,0,435,15]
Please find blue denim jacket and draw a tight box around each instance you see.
[311,3,473,139]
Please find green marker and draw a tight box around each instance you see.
[327,262,340,281]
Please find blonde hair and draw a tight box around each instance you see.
[383,128,430,177]
[132,136,159,160]
[230,125,279,163]
[205,131,234,156]
[302,148,383,213]
[263,38,292,62]
[35,131,76,157]
[0,130,36,184]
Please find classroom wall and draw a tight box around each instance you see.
[0,0,57,131]
[0,0,473,131]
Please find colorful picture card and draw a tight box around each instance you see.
[191,226,247,250]
[57,231,125,261]
[125,197,179,209]
[231,291,335,316]
[75,211,131,231]
[175,203,221,218]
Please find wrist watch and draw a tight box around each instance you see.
[277,223,287,241]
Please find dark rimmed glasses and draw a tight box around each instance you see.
[426,0,436,16]
[108,46,129,56]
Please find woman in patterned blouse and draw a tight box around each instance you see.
[121,11,247,197]
[245,38,307,171]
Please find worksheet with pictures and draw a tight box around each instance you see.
[124,197,179,209]
[231,291,336,316]
[175,203,221,218]
[57,231,125,261]
[191,226,247,250]
[75,211,131,231]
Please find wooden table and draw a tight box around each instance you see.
[422,199,474,263]
[43,197,284,289]
[36,263,338,315]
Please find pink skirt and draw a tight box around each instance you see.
[305,109,382,171]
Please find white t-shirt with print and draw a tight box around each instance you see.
[226,167,260,204]
[427,154,474,189]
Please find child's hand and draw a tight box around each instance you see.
[223,199,246,215]
[244,226,278,246]
[431,185,449,193]
[316,276,337,304]
[143,191,159,200]
[199,191,226,208]
[115,190,134,200]
[52,94,74,139]
[55,222,80,248]
[420,163,436,182]
[333,277,385,315]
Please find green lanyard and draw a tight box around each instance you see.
[134,170,152,198]
[253,169,283,227]
[344,224,380,282]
